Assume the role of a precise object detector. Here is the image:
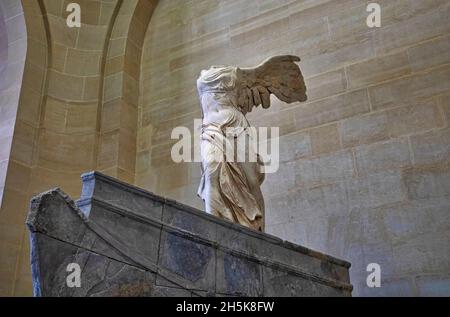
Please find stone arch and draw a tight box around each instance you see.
[0,0,37,296]
[97,0,158,183]
[0,0,158,296]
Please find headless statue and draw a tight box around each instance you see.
[196,55,307,231]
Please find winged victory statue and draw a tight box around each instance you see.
[196,55,307,232]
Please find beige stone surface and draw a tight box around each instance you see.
[310,123,341,155]
[0,0,27,211]
[0,0,157,296]
[346,52,412,89]
[305,68,347,102]
[137,0,450,297]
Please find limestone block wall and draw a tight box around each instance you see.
[98,0,157,183]
[137,0,450,296]
[0,0,28,296]
[0,0,157,296]
[0,0,27,208]
[2,0,123,296]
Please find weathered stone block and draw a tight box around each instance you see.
[27,172,352,297]
[262,266,350,297]
[86,203,162,267]
[364,278,415,297]
[78,171,163,220]
[38,130,96,171]
[265,220,308,247]
[299,32,375,77]
[388,101,444,137]
[408,36,450,72]
[340,101,443,147]
[382,198,450,243]
[294,90,370,130]
[301,181,349,217]
[156,230,215,291]
[346,171,406,209]
[346,52,411,89]
[289,14,329,59]
[410,128,450,166]
[216,250,262,296]
[304,69,347,102]
[129,0,450,298]
[266,181,350,228]
[216,221,280,258]
[27,189,88,246]
[310,123,341,155]
[416,275,450,297]
[265,190,309,225]
[374,5,450,55]
[327,2,372,42]
[162,203,217,242]
[392,231,449,276]
[340,111,389,148]
[441,93,450,122]
[368,66,450,111]
[404,167,450,201]
[295,150,354,186]
[355,138,411,174]
[278,131,311,163]
[216,221,351,286]
[261,161,296,197]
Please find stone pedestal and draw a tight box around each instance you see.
[26,171,353,297]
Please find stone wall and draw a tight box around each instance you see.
[0,1,27,208]
[137,0,450,296]
[0,0,157,296]
[0,0,28,295]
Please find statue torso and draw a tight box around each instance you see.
[200,92,249,131]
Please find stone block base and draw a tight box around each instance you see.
[26,171,352,297]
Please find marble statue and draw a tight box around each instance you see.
[196,55,307,231]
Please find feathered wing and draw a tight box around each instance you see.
[236,55,307,114]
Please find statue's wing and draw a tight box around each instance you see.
[236,55,307,114]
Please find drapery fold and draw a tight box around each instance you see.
[197,124,264,231]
